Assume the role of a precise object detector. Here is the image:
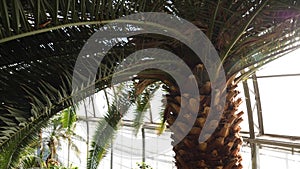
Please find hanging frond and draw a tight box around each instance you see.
[87,104,122,169]
[87,82,136,169]
[0,0,170,41]
[0,108,51,169]
[172,0,300,80]
[14,145,46,169]
[132,82,161,135]
[61,106,77,131]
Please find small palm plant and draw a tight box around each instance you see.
[15,107,82,169]
[134,162,153,169]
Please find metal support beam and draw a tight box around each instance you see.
[245,137,300,149]
[149,105,153,124]
[110,137,113,169]
[91,96,97,117]
[83,101,90,161]
[243,80,260,169]
[254,73,300,79]
[243,80,256,139]
[252,74,264,135]
[142,127,145,164]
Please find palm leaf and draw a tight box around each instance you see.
[0,108,51,169]
[132,82,160,135]
[87,104,122,169]
[0,0,169,40]
[171,1,300,79]
[61,106,77,131]
[87,82,135,169]
[14,145,46,169]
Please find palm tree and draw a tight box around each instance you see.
[60,106,80,168]
[48,106,85,168]
[1,1,300,168]
[8,106,81,168]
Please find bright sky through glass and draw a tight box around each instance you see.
[256,48,300,136]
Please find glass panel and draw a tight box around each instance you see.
[241,144,300,169]
[258,76,300,136]
[98,126,175,169]
[240,144,252,168]
[257,48,300,76]
[259,147,300,169]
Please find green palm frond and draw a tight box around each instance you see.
[0,69,75,168]
[61,106,77,131]
[0,0,170,42]
[87,104,122,169]
[0,29,181,168]
[132,82,160,135]
[87,84,133,169]
[16,154,44,169]
[172,0,300,80]
[87,82,164,168]
[0,108,50,169]
[14,144,47,169]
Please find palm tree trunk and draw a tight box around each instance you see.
[49,137,57,160]
[165,64,243,169]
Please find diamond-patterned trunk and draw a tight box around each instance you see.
[164,64,244,169]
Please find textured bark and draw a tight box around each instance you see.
[163,64,243,169]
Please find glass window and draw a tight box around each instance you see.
[255,48,300,136]
[259,147,300,169]
[257,76,300,136]
[257,48,300,76]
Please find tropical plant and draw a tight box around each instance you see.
[1,1,300,169]
[60,106,80,168]
[134,162,153,169]
[46,106,84,168]
[15,107,82,169]
[14,144,48,169]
